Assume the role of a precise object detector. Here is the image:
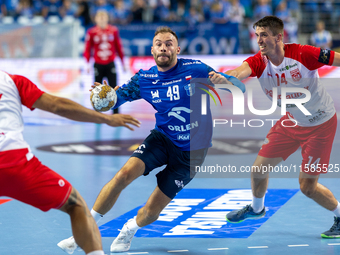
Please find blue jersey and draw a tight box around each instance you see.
[115,58,214,151]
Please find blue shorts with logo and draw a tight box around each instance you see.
[131,129,208,199]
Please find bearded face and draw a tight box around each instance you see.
[151,32,180,71]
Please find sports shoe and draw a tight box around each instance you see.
[110,219,138,253]
[57,236,78,254]
[226,204,266,223]
[321,217,340,238]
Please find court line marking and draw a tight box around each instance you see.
[328,243,340,246]
[167,250,189,253]
[248,246,268,249]
[207,248,229,250]
[288,244,309,247]
[127,253,149,254]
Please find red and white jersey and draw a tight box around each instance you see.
[0,71,44,167]
[245,43,335,127]
[84,24,124,65]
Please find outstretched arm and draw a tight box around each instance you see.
[225,61,252,81]
[32,93,140,131]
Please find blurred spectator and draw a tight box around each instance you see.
[131,0,146,23]
[76,0,92,29]
[228,0,245,24]
[185,6,204,30]
[16,0,34,19]
[201,0,214,20]
[112,0,132,25]
[253,0,272,20]
[240,0,252,18]
[272,0,282,11]
[91,0,114,22]
[210,1,229,24]
[92,0,113,14]
[59,0,77,18]
[300,0,318,32]
[278,0,298,44]
[32,0,44,16]
[42,0,62,19]
[168,0,187,22]
[2,0,19,16]
[319,0,332,30]
[275,0,291,22]
[287,0,299,17]
[310,20,332,49]
[301,0,318,12]
[153,0,171,22]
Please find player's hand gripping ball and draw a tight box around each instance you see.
[90,84,117,112]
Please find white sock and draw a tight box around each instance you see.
[91,209,104,224]
[126,216,141,231]
[332,202,340,217]
[251,196,265,213]
[87,250,104,255]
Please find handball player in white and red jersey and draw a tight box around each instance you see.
[84,10,125,114]
[0,71,140,254]
[221,16,340,238]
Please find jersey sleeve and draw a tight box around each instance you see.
[114,73,141,108]
[244,52,265,77]
[204,63,215,75]
[299,45,334,69]
[9,75,44,110]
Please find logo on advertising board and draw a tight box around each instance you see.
[99,189,298,238]
[38,69,80,93]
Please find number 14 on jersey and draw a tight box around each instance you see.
[275,73,288,86]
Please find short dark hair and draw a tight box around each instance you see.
[154,26,178,42]
[253,16,284,36]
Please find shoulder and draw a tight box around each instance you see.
[246,51,266,64]
[87,27,96,34]
[285,43,316,55]
[285,43,320,60]
[245,51,268,77]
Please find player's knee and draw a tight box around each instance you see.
[115,169,135,187]
[300,182,316,198]
[62,188,86,215]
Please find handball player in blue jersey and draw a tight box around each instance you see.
[58,26,245,253]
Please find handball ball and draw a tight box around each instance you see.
[90,84,117,112]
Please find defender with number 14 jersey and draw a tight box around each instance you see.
[246,43,335,126]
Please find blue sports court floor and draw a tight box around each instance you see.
[1,78,340,255]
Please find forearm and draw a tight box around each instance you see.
[54,97,110,124]
[225,62,252,81]
[34,94,111,124]
[225,69,239,78]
